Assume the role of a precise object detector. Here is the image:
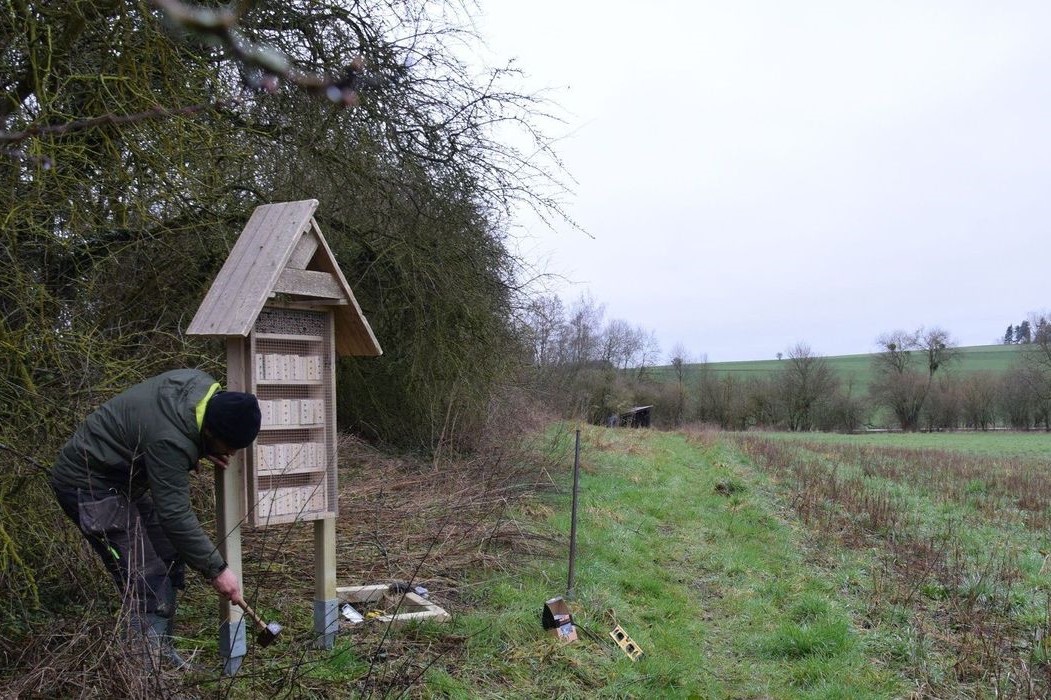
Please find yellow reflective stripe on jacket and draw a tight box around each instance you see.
[195,382,222,430]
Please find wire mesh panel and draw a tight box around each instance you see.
[247,307,336,527]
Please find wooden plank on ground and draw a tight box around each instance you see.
[336,584,388,604]
[377,608,451,624]
[334,585,450,624]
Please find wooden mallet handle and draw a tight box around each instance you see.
[236,599,282,647]
[236,599,268,631]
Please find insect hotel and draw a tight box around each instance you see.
[188,199,381,674]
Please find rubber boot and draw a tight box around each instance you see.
[161,583,198,671]
[133,613,192,671]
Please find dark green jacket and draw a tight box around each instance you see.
[52,369,226,579]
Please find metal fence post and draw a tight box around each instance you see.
[567,428,581,599]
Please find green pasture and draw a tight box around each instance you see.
[760,428,1051,458]
[654,343,1025,387]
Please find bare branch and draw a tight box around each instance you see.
[150,0,372,103]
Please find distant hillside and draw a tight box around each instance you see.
[654,344,1026,388]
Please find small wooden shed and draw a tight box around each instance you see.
[617,405,652,428]
[187,199,380,667]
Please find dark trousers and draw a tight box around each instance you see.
[52,484,185,618]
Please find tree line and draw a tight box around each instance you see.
[516,293,666,422]
[692,322,1051,432]
[520,305,1051,432]
[1003,316,1051,345]
[519,293,661,371]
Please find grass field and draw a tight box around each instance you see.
[765,429,1051,458]
[654,343,1026,388]
[413,425,1051,698]
[420,426,903,697]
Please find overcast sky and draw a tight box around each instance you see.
[475,1,1051,362]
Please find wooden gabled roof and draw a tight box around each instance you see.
[187,199,382,357]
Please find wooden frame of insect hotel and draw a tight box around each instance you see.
[188,199,381,675]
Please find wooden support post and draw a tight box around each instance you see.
[218,338,248,675]
[313,310,338,649]
[314,516,338,649]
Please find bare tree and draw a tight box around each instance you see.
[1033,314,1051,345]
[1020,313,1051,430]
[521,295,566,366]
[601,318,634,368]
[872,330,918,375]
[619,325,646,370]
[917,327,958,379]
[564,293,605,366]
[697,364,751,430]
[1000,364,1046,430]
[921,376,961,431]
[870,327,957,431]
[959,373,998,430]
[669,343,691,426]
[633,330,662,380]
[819,377,868,433]
[776,343,838,431]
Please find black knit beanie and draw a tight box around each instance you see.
[203,391,261,449]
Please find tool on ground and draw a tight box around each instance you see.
[236,599,282,647]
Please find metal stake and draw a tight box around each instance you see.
[566,428,581,599]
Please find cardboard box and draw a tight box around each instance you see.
[542,596,578,643]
